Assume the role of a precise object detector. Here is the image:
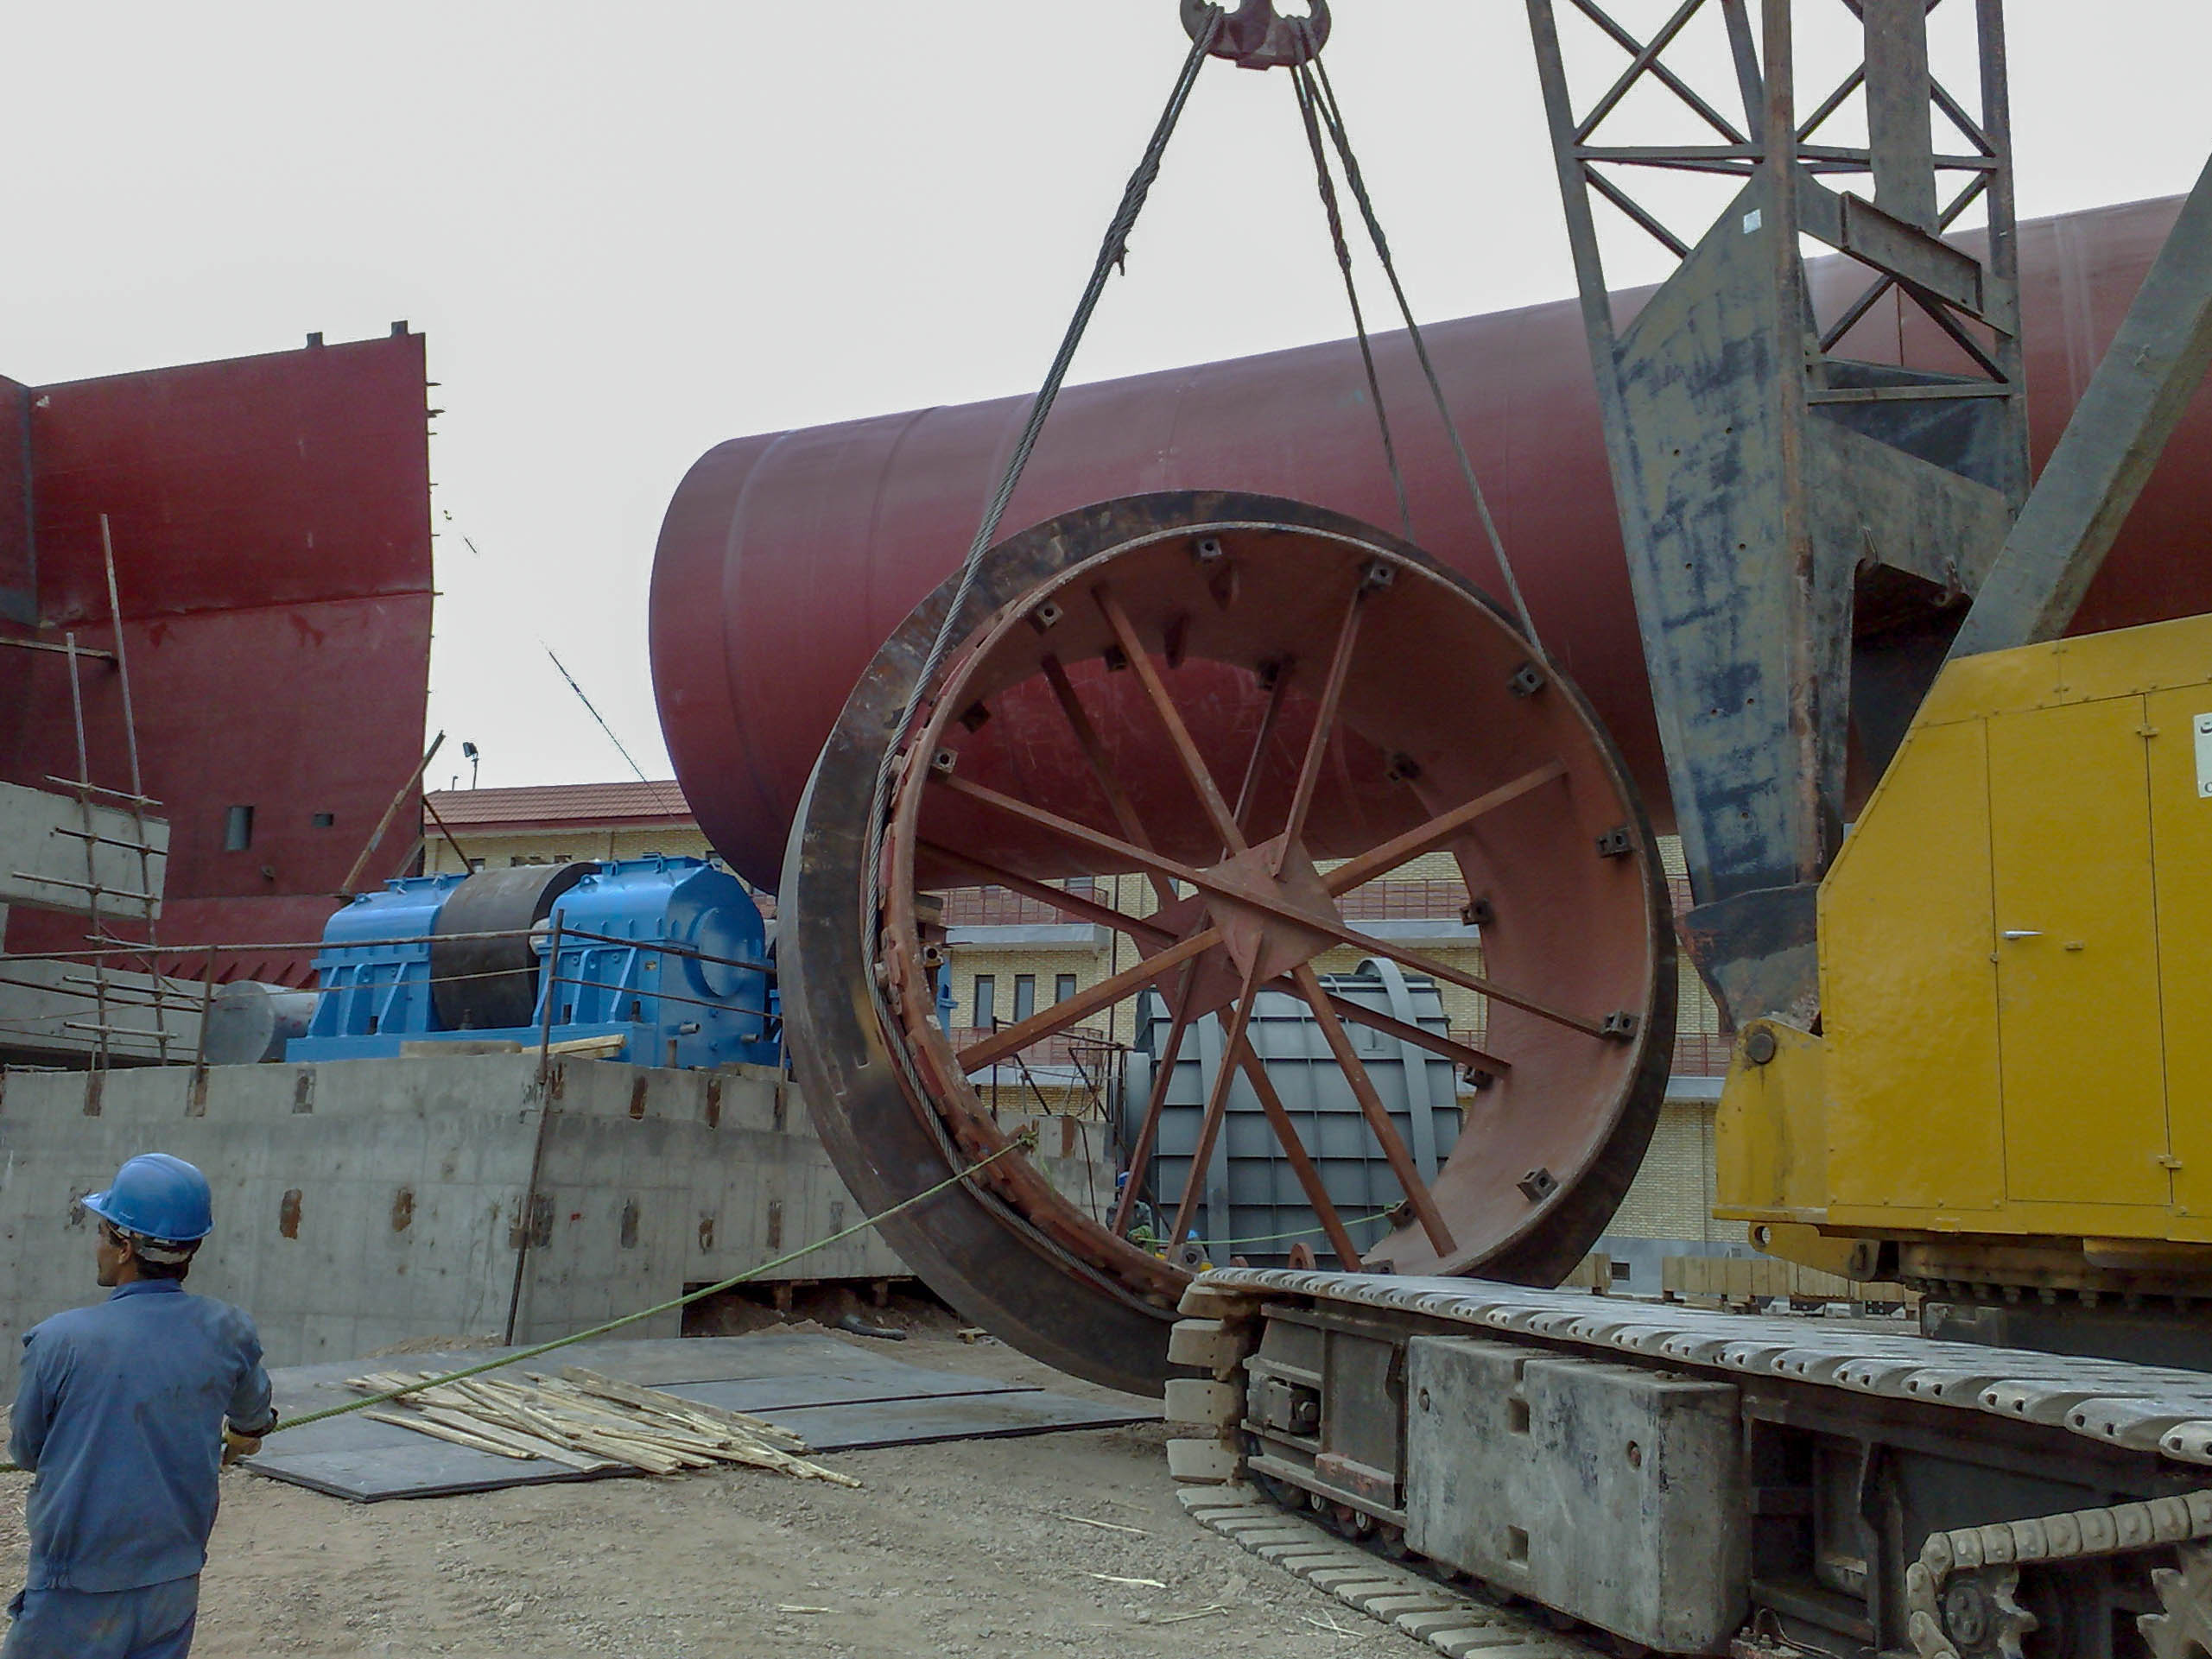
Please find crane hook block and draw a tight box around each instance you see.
[1181,0,1330,70]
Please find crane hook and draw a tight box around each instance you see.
[1179,0,1331,70]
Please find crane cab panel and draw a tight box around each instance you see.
[1720,611,2212,1249]
[1985,694,2167,1211]
[2148,685,2212,1222]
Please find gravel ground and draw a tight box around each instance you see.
[0,1327,1418,1658]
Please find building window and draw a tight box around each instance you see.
[1055,973,1077,1004]
[1013,974,1036,1023]
[311,811,335,828]
[1064,875,1094,897]
[972,975,996,1026]
[224,805,254,851]
[467,858,486,872]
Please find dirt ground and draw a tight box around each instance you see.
[0,1324,1420,1659]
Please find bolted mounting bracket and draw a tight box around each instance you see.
[1180,0,1330,71]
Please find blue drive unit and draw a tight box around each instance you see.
[288,856,779,1070]
[294,871,466,1046]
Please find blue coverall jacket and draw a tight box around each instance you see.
[8,1281,275,1593]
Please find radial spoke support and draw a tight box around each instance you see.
[935,773,1193,886]
[1231,662,1293,847]
[939,767,1609,1038]
[1290,962,1457,1256]
[1273,578,1366,872]
[1112,966,1200,1236]
[917,839,1175,949]
[1227,1034,1366,1270]
[1314,991,1511,1075]
[1336,928,1607,1039]
[1323,759,1569,895]
[957,926,1218,1072]
[1170,953,1268,1246]
[1041,655,1179,909]
[1093,586,1247,855]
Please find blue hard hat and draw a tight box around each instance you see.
[82,1153,214,1244]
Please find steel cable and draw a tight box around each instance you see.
[859,6,1224,916]
[1290,55,1414,541]
[844,10,1226,1305]
[1295,35,1545,651]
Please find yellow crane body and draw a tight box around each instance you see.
[1718,611,2212,1284]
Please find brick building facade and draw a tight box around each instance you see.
[421,781,717,875]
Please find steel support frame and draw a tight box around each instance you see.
[1526,0,2027,1026]
[1948,150,2212,659]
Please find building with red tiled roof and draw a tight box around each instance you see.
[421,779,712,875]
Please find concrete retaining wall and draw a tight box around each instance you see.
[0,1054,1112,1393]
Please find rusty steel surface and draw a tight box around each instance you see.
[652,195,2212,893]
[780,493,1674,1396]
[1524,0,2029,1029]
[0,332,435,984]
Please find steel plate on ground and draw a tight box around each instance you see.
[243,1333,1150,1503]
[701,1391,1155,1453]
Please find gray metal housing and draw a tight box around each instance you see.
[1121,958,1462,1265]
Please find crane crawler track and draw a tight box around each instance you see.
[1177,1485,1603,1658]
[1200,1270,2212,1464]
[1170,1270,2212,1657]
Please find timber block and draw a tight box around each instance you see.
[1177,1282,1261,1320]
[1166,1317,1248,1375]
[1167,1438,1243,1483]
[1164,1377,1241,1428]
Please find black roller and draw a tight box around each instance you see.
[429,863,595,1032]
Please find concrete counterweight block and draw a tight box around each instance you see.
[1404,1335,1748,1654]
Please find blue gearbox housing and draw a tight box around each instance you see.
[288,855,779,1070]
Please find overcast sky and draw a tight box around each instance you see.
[0,3,2203,791]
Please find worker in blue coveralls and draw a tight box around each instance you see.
[3,1153,276,1659]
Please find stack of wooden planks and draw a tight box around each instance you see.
[342,1363,859,1486]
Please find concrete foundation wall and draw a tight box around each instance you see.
[0,1054,1118,1394]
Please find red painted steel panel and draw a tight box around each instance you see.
[30,335,431,623]
[0,333,434,983]
[652,195,2212,888]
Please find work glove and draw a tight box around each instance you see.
[221,1426,264,1466]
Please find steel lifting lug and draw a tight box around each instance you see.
[1180,0,1331,71]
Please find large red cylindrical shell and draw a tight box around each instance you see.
[653,197,2209,886]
